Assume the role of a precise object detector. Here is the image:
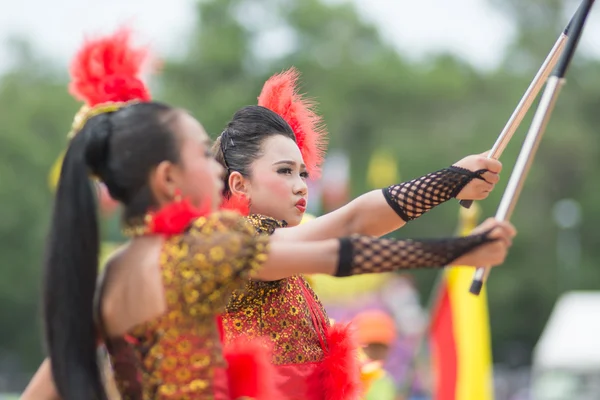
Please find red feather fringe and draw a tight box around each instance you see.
[69,27,152,106]
[147,197,211,236]
[318,323,362,400]
[224,338,281,400]
[258,67,328,178]
[219,194,250,216]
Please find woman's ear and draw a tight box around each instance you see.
[148,161,178,205]
[228,171,249,198]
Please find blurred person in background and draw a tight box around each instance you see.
[354,310,399,400]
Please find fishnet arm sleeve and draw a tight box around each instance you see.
[382,166,486,222]
[335,231,495,276]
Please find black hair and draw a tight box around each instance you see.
[42,101,179,399]
[213,105,296,197]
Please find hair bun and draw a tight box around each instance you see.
[83,113,113,178]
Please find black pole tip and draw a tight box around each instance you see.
[469,279,483,295]
[553,0,595,78]
[459,199,473,209]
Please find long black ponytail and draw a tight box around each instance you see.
[43,114,109,399]
[42,101,179,399]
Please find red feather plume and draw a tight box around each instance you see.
[318,323,362,400]
[224,338,282,400]
[258,67,328,178]
[69,27,152,106]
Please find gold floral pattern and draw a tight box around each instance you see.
[103,211,269,399]
[222,214,330,365]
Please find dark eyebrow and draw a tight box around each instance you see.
[273,160,307,169]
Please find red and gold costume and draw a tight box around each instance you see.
[98,212,270,399]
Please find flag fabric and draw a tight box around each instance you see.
[429,204,494,400]
[366,149,399,189]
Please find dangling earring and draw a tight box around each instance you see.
[166,187,183,204]
[173,188,183,203]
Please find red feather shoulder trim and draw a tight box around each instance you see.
[147,197,212,236]
[224,338,282,400]
[219,194,250,216]
[318,323,363,400]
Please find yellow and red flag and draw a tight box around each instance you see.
[429,203,494,400]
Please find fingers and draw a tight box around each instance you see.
[480,171,499,185]
[456,220,517,268]
[486,241,509,267]
[499,221,517,238]
[462,179,494,200]
[473,219,516,238]
[479,157,502,174]
[494,220,517,239]
[477,240,510,267]
[491,231,513,249]
[484,220,517,249]
[469,217,495,234]
[454,153,502,175]
[483,219,516,236]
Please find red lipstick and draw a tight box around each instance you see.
[295,198,306,213]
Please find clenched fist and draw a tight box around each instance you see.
[451,218,517,268]
[453,151,502,201]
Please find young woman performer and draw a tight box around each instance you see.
[215,68,506,400]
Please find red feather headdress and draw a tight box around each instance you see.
[257,67,328,178]
[65,28,210,235]
[67,27,152,137]
[220,67,328,215]
[69,27,151,106]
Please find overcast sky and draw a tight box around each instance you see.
[0,0,598,73]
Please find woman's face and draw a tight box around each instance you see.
[171,112,224,211]
[244,135,309,226]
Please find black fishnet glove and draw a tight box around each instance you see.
[335,231,495,276]
[382,166,486,222]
